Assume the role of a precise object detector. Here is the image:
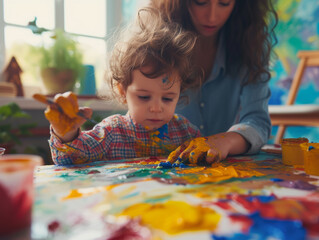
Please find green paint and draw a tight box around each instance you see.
[144,194,172,204]
[59,173,69,178]
[120,191,140,200]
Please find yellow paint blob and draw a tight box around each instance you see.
[62,189,83,200]
[119,200,221,234]
[62,186,114,201]
[176,165,264,184]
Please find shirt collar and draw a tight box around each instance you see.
[125,112,169,135]
[207,30,226,82]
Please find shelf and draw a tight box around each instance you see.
[0,96,127,112]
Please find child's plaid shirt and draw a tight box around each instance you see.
[49,113,201,165]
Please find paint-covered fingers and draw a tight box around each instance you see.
[45,92,86,138]
[78,107,93,121]
[54,91,79,119]
[167,140,190,163]
[45,106,80,137]
[176,137,210,164]
[206,148,222,164]
[167,146,183,163]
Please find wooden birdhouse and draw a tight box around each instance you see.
[4,56,24,97]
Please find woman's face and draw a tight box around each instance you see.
[188,0,235,37]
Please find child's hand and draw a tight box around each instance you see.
[167,132,249,165]
[44,91,93,142]
[167,136,224,165]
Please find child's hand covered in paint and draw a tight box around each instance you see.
[44,91,93,142]
[167,132,250,165]
[167,137,223,165]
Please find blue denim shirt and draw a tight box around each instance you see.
[176,34,271,154]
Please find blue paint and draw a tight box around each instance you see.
[162,76,169,84]
[172,163,180,168]
[212,213,306,240]
[246,195,276,203]
[158,161,172,169]
[309,146,315,151]
[156,124,169,140]
[179,163,188,168]
[270,178,284,182]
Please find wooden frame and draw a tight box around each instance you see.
[269,50,319,144]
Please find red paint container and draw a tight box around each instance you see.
[0,154,42,236]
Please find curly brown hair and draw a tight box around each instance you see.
[106,7,202,103]
[150,0,278,84]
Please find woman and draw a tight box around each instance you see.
[149,0,278,164]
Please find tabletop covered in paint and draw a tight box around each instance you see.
[32,152,319,240]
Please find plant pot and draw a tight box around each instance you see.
[41,68,76,94]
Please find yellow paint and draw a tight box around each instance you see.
[168,137,219,164]
[308,35,318,43]
[190,184,251,199]
[140,160,161,165]
[304,143,319,176]
[119,200,221,234]
[275,1,300,22]
[176,165,264,184]
[62,189,83,200]
[281,138,308,165]
[62,186,115,200]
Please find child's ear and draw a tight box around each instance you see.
[117,84,127,103]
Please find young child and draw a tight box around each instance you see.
[45,8,202,165]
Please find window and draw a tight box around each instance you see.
[0,0,149,96]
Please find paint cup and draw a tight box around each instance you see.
[79,64,96,95]
[303,143,319,176]
[0,154,43,236]
[280,138,309,165]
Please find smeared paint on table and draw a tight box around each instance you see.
[32,152,319,240]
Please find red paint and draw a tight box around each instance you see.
[88,170,100,174]
[230,215,253,233]
[214,201,233,210]
[48,220,60,232]
[231,194,258,213]
[0,182,32,236]
[54,168,66,171]
[104,218,152,240]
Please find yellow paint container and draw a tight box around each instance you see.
[280,138,309,165]
[303,143,319,176]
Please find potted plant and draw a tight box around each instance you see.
[34,29,84,94]
[0,103,37,153]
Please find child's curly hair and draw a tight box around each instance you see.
[106,7,202,103]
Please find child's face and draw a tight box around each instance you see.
[124,68,181,130]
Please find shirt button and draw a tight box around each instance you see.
[200,125,204,130]
[200,102,205,108]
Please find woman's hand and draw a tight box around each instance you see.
[167,132,250,165]
[44,91,93,142]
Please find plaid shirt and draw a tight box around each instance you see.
[49,113,201,165]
